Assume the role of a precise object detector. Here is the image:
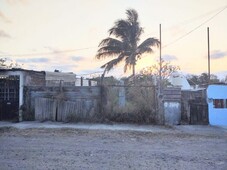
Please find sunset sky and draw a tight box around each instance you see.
[0,0,227,78]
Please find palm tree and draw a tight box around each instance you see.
[96,9,160,80]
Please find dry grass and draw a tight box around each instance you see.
[102,85,157,124]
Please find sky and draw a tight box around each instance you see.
[0,0,227,79]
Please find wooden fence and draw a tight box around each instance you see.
[23,85,184,124]
[23,85,157,123]
[24,86,101,122]
[181,89,208,124]
[35,98,96,122]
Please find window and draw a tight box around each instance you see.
[213,99,227,108]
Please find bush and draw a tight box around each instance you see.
[102,85,158,124]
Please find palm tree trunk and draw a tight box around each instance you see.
[132,64,135,77]
[101,68,107,86]
[132,64,136,84]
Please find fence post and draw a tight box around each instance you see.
[100,85,103,115]
[89,80,91,86]
[81,77,83,86]
[60,80,64,92]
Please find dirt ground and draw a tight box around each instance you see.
[0,124,227,170]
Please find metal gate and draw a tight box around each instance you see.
[189,100,208,125]
[0,75,19,121]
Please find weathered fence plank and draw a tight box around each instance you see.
[35,98,56,121]
[26,86,101,122]
[34,98,98,122]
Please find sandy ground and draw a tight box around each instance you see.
[0,122,227,170]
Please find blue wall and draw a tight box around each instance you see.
[207,85,227,126]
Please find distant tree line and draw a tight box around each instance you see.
[186,73,225,87]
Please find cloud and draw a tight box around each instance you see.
[6,0,29,5]
[16,57,49,63]
[0,30,11,38]
[0,11,11,23]
[0,50,9,55]
[79,68,102,74]
[210,50,227,59]
[43,46,70,64]
[170,25,186,37]
[76,67,104,77]
[71,56,84,62]
[49,64,78,73]
[44,47,85,63]
[162,54,177,61]
[43,46,68,58]
[43,46,61,53]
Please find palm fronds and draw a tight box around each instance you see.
[96,9,160,77]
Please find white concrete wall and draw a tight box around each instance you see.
[207,85,227,126]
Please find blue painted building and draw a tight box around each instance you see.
[207,85,227,126]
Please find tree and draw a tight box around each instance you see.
[0,58,22,69]
[0,58,7,68]
[186,73,220,87]
[96,9,159,80]
[225,75,227,83]
[139,59,180,86]
[140,59,180,80]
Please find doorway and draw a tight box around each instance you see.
[0,75,19,121]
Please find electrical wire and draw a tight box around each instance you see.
[77,71,103,76]
[0,47,97,57]
[0,5,226,60]
[163,5,227,48]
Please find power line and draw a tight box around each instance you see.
[0,46,97,57]
[77,71,103,76]
[175,5,227,26]
[163,5,227,48]
[1,5,226,58]
[145,5,227,37]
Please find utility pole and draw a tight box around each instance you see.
[159,24,162,93]
[159,24,164,125]
[207,27,210,84]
